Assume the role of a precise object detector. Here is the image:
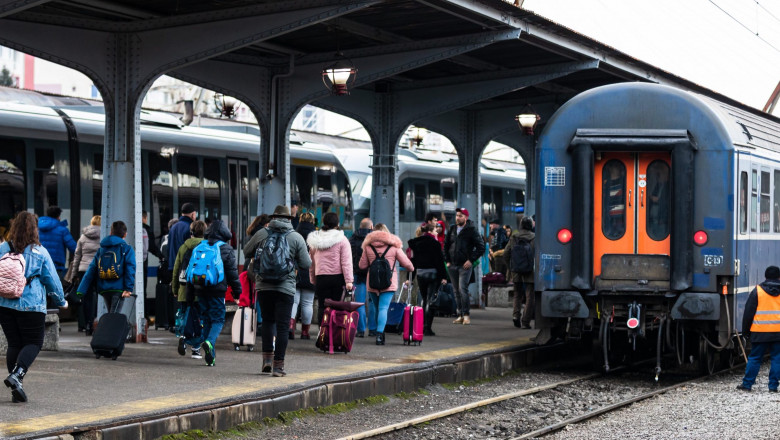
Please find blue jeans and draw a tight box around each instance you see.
[185,295,226,349]
[354,283,367,333]
[368,291,394,333]
[448,265,473,316]
[742,341,780,390]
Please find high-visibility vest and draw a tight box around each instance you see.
[750,285,780,332]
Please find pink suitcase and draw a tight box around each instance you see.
[402,304,424,346]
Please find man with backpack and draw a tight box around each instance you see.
[443,208,485,326]
[77,221,136,312]
[505,216,535,329]
[180,219,241,367]
[349,217,373,337]
[243,205,311,377]
[167,203,197,271]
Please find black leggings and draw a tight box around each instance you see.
[315,274,346,325]
[0,307,46,372]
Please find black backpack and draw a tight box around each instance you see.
[368,245,395,291]
[510,238,534,274]
[254,229,295,283]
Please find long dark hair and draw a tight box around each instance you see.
[8,211,40,251]
[246,214,270,237]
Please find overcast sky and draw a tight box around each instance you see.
[522,0,780,112]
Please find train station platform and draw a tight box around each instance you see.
[0,307,564,440]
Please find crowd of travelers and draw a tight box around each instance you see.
[0,202,542,403]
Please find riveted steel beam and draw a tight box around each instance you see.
[0,0,48,18]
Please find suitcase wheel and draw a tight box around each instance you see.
[234,344,240,351]
[248,345,254,352]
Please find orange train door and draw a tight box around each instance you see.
[593,153,671,278]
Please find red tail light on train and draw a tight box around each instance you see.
[693,230,708,246]
[557,228,572,244]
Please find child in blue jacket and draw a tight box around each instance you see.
[77,221,135,311]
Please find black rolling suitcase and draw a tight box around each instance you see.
[91,296,132,360]
[154,282,175,330]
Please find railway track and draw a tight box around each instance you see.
[337,364,737,440]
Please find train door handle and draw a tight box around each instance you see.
[628,189,632,207]
[641,189,644,207]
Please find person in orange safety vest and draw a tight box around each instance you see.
[737,265,780,392]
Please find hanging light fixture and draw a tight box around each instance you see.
[322,53,357,96]
[214,93,240,119]
[410,126,427,147]
[515,104,541,136]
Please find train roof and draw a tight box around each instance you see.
[540,83,780,153]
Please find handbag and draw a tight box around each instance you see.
[324,287,365,312]
[64,277,82,305]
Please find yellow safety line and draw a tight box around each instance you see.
[0,337,531,437]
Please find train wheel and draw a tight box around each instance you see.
[698,336,716,375]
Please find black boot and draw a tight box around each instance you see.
[424,311,435,336]
[4,365,27,403]
[376,332,385,345]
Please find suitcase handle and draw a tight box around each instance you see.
[110,294,137,314]
[340,286,356,302]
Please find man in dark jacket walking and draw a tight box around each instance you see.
[38,206,77,279]
[737,265,780,392]
[167,203,197,271]
[183,219,241,367]
[505,216,535,329]
[349,217,373,337]
[443,208,485,325]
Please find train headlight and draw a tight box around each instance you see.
[693,230,708,246]
[557,228,572,244]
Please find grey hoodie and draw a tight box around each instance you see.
[243,218,312,297]
[65,225,101,283]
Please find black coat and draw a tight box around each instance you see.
[295,221,317,289]
[191,220,242,298]
[408,234,447,281]
[443,220,486,266]
[742,279,780,343]
[349,228,372,284]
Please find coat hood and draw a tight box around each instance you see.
[307,228,345,250]
[362,230,402,249]
[39,216,66,232]
[511,229,535,242]
[760,279,780,296]
[100,235,127,247]
[82,225,101,239]
[268,218,294,233]
[206,220,232,243]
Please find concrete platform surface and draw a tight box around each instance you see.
[0,307,539,439]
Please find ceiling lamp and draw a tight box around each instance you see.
[410,126,427,147]
[515,104,541,136]
[214,93,239,119]
[322,53,357,96]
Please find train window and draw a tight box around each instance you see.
[33,148,56,217]
[761,171,771,233]
[774,171,780,233]
[751,170,758,233]
[646,161,670,240]
[177,155,200,215]
[316,168,333,212]
[428,181,442,212]
[203,159,220,223]
[740,172,748,234]
[0,140,26,219]
[415,183,427,221]
[602,160,626,240]
[148,153,173,239]
[92,154,103,215]
[295,166,313,213]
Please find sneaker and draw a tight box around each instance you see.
[736,384,752,392]
[190,348,202,359]
[202,341,215,366]
[770,388,778,393]
[177,338,187,356]
[453,316,464,324]
[462,315,471,325]
[356,331,365,338]
[368,330,377,337]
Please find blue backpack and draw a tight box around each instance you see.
[186,241,225,286]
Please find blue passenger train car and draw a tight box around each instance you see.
[534,83,780,375]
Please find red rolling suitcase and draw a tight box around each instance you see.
[402,303,424,346]
[316,288,363,354]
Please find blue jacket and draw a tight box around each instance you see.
[38,216,77,271]
[77,235,136,295]
[168,216,193,270]
[0,242,66,313]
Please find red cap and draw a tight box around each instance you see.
[456,207,469,217]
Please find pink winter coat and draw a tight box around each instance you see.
[307,229,354,285]
[359,231,414,294]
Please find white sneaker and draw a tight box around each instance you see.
[191,348,202,359]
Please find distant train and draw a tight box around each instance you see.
[0,87,526,295]
[535,82,780,376]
